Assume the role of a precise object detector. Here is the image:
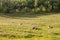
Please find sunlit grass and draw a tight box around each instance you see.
[0,13,60,40]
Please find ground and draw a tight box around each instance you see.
[0,12,60,40]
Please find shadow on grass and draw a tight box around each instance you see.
[0,12,60,19]
[0,31,43,38]
[0,33,20,38]
[24,34,35,38]
[0,33,36,38]
[52,32,60,35]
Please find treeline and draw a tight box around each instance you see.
[0,0,60,13]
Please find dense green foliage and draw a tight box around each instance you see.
[0,0,60,13]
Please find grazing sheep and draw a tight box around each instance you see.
[48,25,53,29]
[32,26,41,30]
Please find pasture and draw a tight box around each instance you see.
[0,12,60,40]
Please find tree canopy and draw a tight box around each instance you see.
[0,0,60,13]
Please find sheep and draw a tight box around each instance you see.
[32,26,41,30]
[48,25,53,29]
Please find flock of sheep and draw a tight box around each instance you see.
[32,25,53,30]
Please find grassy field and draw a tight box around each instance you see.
[0,12,60,40]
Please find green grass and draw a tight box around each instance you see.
[0,12,60,40]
